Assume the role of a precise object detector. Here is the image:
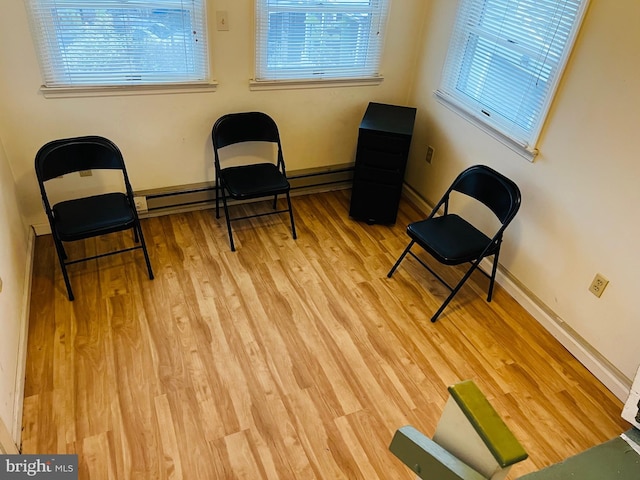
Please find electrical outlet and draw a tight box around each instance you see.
[425,145,434,164]
[133,196,148,213]
[79,170,92,177]
[588,273,609,298]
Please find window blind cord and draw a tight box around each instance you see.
[535,0,570,87]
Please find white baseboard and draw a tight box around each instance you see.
[0,416,18,454]
[31,165,353,236]
[29,184,352,235]
[32,223,50,236]
[401,184,631,402]
[11,226,36,449]
[493,267,630,401]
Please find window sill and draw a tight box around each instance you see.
[249,76,384,91]
[434,90,538,162]
[40,81,218,99]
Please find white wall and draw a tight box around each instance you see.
[0,133,30,447]
[406,0,640,385]
[0,0,427,227]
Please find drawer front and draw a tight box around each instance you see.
[354,165,403,186]
[357,130,410,154]
[356,147,405,171]
[349,180,402,224]
[355,130,410,170]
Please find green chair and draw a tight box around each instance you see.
[389,380,528,480]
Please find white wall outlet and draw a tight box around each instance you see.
[588,273,609,298]
[425,145,434,164]
[216,11,229,31]
[133,196,148,213]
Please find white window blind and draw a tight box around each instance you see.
[25,0,209,87]
[436,0,589,157]
[255,0,389,82]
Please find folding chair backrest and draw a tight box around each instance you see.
[451,165,521,226]
[212,112,280,149]
[35,136,127,182]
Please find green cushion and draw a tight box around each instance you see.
[448,380,528,467]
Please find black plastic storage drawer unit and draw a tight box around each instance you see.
[349,102,416,224]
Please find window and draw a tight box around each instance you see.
[254,0,389,84]
[436,0,590,159]
[25,0,209,88]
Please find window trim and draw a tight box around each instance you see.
[39,81,218,99]
[248,76,383,91]
[435,89,537,161]
[436,0,591,161]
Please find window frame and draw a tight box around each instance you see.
[25,0,215,98]
[435,0,591,161]
[252,0,389,89]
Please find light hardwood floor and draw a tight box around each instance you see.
[22,189,628,479]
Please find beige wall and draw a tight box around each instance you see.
[407,0,640,383]
[0,134,29,446]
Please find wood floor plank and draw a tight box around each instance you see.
[22,189,628,479]
[80,432,118,480]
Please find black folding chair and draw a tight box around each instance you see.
[35,136,154,301]
[212,112,297,251]
[387,165,521,322]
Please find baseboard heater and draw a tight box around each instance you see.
[134,163,354,218]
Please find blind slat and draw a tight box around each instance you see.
[26,0,209,87]
[255,0,389,81]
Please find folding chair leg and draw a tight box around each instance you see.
[430,261,482,323]
[53,241,74,301]
[60,266,74,301]
[387,241,415,278]
[487,248,501,302]
[272,194,278,209]
[52,234,67,260]
[215,181,221,219]
[221,194,236,252]
[286,192,297,240]
[136,223,154,280]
